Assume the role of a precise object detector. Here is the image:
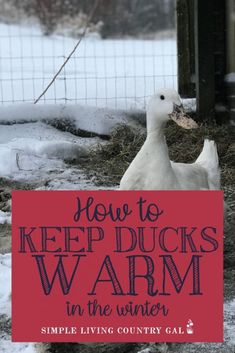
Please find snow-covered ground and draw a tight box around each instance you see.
[0,254,36,353]
[0,22,177,109]
[0,121,104,188]
[0,210,11,224]
[0,103,143,135]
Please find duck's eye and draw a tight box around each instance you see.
[160,95,165,100]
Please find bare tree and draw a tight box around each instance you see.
[3,0,176,37]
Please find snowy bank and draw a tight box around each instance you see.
[0,253,11,316]
[0,104,144,136]
[0,122,104,184]
[0,211,11,224]
[0,257,39,351]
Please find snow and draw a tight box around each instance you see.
[224,299,235,345]
[0,100,195,137]
[0,121,103,150]
[0,254,11,316]
[0,254,38,353]
[0,122,103,186]
[0,103,143,136]
[0,139,65,178]
[225,73,235,83]
[0,22,177,110]
[0,211,11,224]
[0,21,195,136]
[0,340,37,353]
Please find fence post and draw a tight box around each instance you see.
[177,0,195,98]
[227,0,235,74]
[226,0,235,123]
[194,0,216,121]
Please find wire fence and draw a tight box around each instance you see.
[0,5,177,110]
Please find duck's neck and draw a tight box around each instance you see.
[147,124,166,140]
[147,119,167,144]
[146,123,172,168]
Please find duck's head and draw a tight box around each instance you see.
[147,88,198,133]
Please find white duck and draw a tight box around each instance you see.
[120,89,220,190]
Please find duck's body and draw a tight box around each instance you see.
[120,89,220,191]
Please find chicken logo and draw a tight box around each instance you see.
[186,319,194,334]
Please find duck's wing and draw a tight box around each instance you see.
[195,139,220,189]
[119,153,150,190]
[171,161,210,190]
